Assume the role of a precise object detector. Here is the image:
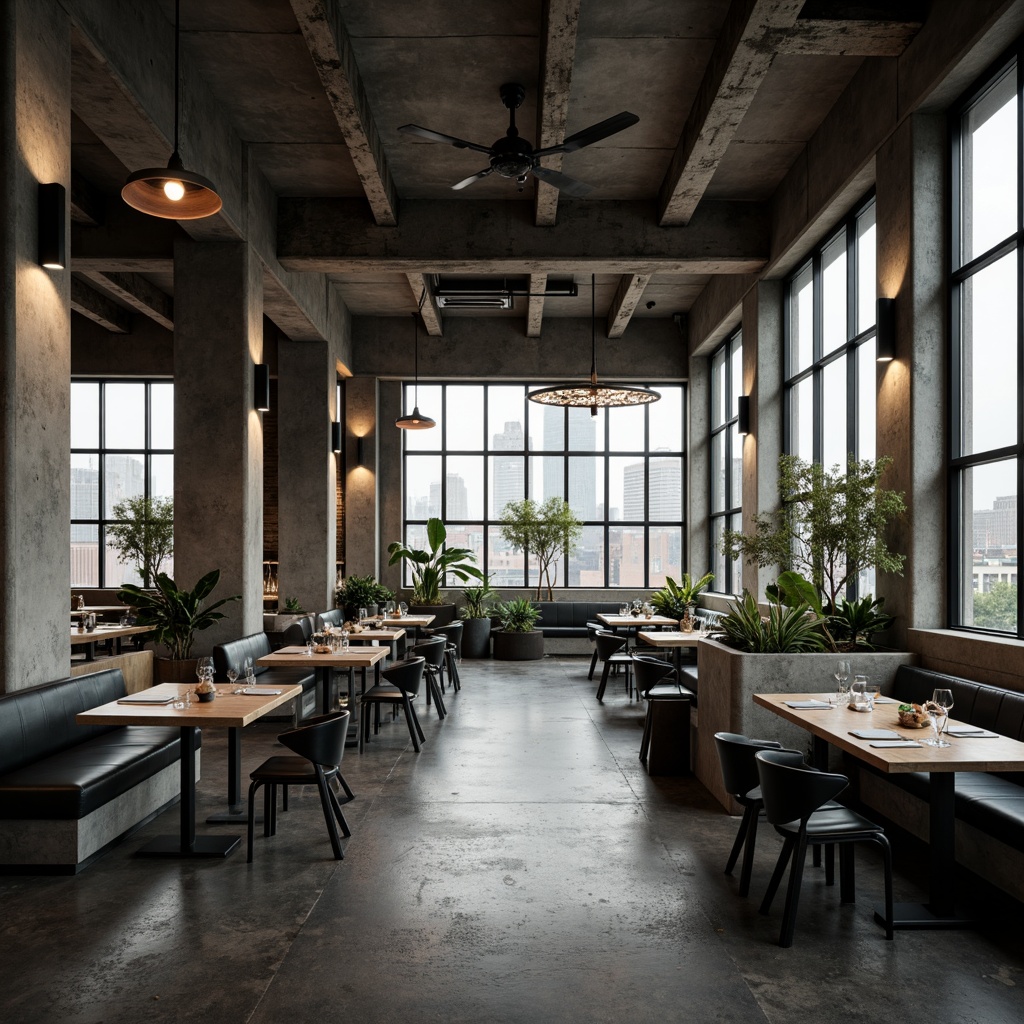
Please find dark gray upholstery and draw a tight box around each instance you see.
[212,632,317,698]
[531,602,625,638]
[318,609,344,629]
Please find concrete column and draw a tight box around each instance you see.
[277,339,336,613]
[742,280,784,600]
[876,114,946,643]
[173,240,263,651]
[687,355,711,581]
[378,381,405,595]
[0,1,71,691]
[344,375,379,579]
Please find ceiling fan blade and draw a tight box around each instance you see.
[398,124,493,155]
[531,165,593,198]
[451,167,495,190]
[534,112,640,156]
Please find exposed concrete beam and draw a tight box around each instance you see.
[657,0,804,227]
[780,19,921,56]
[533,0,581,227]
[606,274,651,339]
[70,200,178,273]
[526,273,547,338]
[69,171,103,226]
[406,273,443,336]
[79,270,174,330]
[289,0,398,226]
[279,198,769,275]
[70,276,131,333]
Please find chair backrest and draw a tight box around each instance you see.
[594,630,627,660]
[713,732,784,799]
[278,710,350,768]
[381,656,426,697]
[586,621,603,642]
[412,635,446,668]
[282,615,316,646]
[318,608,344,630]
[631,655,677,698]
[429,622,462,643]
[755,749,849,826]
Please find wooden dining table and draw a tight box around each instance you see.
[754,691,1024,929]
[258,645,389,716]
[637,629,701,674]
[70,623,154,660]
[76,682,301,858]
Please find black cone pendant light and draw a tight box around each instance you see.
[396,311,436,430]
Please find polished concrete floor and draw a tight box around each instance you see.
[2,656,1024,1023]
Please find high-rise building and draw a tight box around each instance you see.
[974,495,1016,552]
[491,420,526,517]
[623,458,681,521]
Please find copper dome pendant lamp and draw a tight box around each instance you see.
[528,275,660,416]
[396,311,436,430]
[121,0,222,220]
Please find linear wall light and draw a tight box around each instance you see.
[331,422,342,453]
[356,436,365,466]
[38,183,66,269]
[737,395,751,436]
[254,363,270,411]
[876,297,896,362]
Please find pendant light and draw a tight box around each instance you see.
[396,311,436,430]
[121,0,222,220]
[529,275,660,416]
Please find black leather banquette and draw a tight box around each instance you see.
[531,602,625,639]
[212,632,317,719]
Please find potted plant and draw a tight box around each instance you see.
[106,496,174,588]
[335,574,394,620]
[460,575,496,659]
[498,497,583,600]
[491,597,544,661]
[650,572,715,623]
[387,517,482,627]
[118,570,240,683]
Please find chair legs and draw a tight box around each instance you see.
[360,693,425,753]
[596,661,612,702]
[588,648,599,680]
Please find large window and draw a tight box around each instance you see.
[950,51,1021,634]
[401,383,685,590]
[710,331,742,594]
[71,380,174,587]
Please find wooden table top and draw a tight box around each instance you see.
[75,682,301,729]
[345,627,406,642]
[258,645,389,669]
[597,613,677,628]
[71,605,128,613]
[70,624,155,645]
[638,630,702,648]
[362,614,434,628]
[754,692,1024,774]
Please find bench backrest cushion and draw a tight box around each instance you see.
[0,669,125,776]
[318,608,344,629]
[212,632,273,680]
[531,602,626,628]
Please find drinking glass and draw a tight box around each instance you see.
[399,602,408,615]
[926,688,954,747]
[306,637,315,656]
[849,674,869,708]
[619,604,628,616]
[226,667,240,692]
[244,656,255,686]
[341,630,350,650]
[386,600,396,616]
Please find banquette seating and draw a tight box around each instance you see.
[530,601,624,640]
[212,632,317,721]
[0,668,200,872]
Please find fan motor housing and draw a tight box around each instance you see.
[490,136,534,178]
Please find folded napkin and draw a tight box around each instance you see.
[946,726,999,738]
[870,740,922,748]
[784,700,832,709]
[849,728,901,740]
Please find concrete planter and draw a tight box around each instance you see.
[696,639,918,812]
[492,630,544,661]
[461,617,492,658]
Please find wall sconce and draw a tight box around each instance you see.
[38,182,66,269]
[356,436,365,466]
[877,297,896,362]
[254,363,270,411]
[737,395,751,436]
[331,422,342,453]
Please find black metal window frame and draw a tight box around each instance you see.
[948,42,1024,636]
[709,329,742,594]
[400,381,686,590]
[70,378,174,587]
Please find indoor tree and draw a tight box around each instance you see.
[106,496,174,588]
[499,497,583,601]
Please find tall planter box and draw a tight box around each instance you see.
[492,630,544,661]
[461,617,492,658]
[696,639,918,812]
[412,603,455,627]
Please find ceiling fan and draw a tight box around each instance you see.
[398,83,639,197]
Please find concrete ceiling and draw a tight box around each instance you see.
[67,0,926,339]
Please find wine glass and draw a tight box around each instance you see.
[833,659,851,702]
[358,607,368,622]
[399,602,408,615]
[244,656,255,686]
[926,688,954,747]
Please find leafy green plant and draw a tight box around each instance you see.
[387,517,482,604]
[717,590,826,654]
[117,570,240,661]
[106,496,174,587]
[829,595,895,649]
[499,497,583,600]
[971,581,1017,632]
[650,572,715,619]
[460,575,496,620]
[335,574,394,619]
[283,596,303,613]
[493,598,541,633]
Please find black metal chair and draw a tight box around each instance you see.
[594,630,633,703]
[713,732,783,897]
[411,636,447,718]
[755,749,894,947]
[359,656,427,753]
[247,711,353,862]
[427,621,463,692]
[632,655,693,763]
[586,621,603,680]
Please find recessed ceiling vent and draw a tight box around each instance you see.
[432,277,577,309]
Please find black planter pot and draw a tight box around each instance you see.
[411,603,455,627]
[461,617,492,659]
[492,629,545,661]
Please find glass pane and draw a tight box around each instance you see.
[528,454,553,501]
[646,457,681,521]
[70,524,99,587]
[405,455,442,519]
[150,382,174,449]
[960,68,1016,266]
[445,386,483,450]
[71,382,99,449]
[401,523,428,589]
[103,454,144,517]
[730,424,742,507]
[711,518,727,595]
[443,523,483,585]
[649,386,682,451]
[822,234,847,356]
[489,453,525,517]
[821,357,848,471]
[856,203,876,334]
[611,526,646,588]
[488,386,525,450]
[71,454,99,520]
[730,337,743,413]
[104,382,145,449]
[790,262,813,373]
[649,526,682,586]
[568,404,604,452]
[489,524,523,587]
[568,456,602,520]
[857,339,876,461]
[711,431,726,513]
[535,404,565,451]
[960,252,1017,455]
[402,385,442,451]
[790,377,814,462]
[445,455,483,520]
[711,348,726,427]
[608,403,645,451]
[105,533,143,589]
[961,460,1017,629]
[569,525,605,586]
[615,457,645,520]
[150,454,173,503]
